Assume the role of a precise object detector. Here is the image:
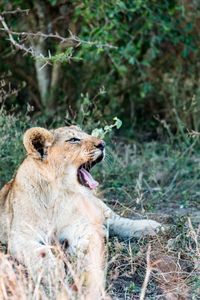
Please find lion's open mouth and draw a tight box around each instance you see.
[78,155,103,189]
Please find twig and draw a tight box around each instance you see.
[140,244,152,300]
[0,16,117,53]
[0,82,24,102]
[143,178,153,197]
[187,129,200,138]
[0,8,30,15]
[140,247,162,300]
[0,16,34,55]
[139,245,161,300]
[187,217,200,258]
[162,171,179,197]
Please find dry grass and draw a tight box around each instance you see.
[106,222,199,299]
[0,242,107,300]
[0,245,80,300]
[96,139,200,299]
[0,216,199,300]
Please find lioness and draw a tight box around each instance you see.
[0,126,161,298]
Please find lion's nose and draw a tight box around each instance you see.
[95,140,106,151]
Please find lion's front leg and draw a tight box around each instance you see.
[58,221,105,299]
[106,215,162,238]
[93,197,163,238]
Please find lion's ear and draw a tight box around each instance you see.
[23,127,54,160]
[70,125,81,131]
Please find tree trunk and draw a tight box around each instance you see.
[31,1,51,108]
[28,1,75,110]
[34,39,50,107]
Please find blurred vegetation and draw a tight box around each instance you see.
[0,0,200,136]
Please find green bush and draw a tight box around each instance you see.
[0,107,32,186]
[1,1,200,135]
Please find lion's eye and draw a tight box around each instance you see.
[66,137,81,143]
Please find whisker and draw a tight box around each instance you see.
[104,152,112,160]
[104,151,113,160]
[89,150,97,155]
[102,157,113,170]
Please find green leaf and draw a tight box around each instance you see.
[91,128,105,138]
[104,125,112,132]
[113,117,122,129]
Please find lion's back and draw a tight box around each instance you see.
[0,180,13,205]
[0,180,14,244]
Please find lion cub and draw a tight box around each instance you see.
[0,126,161,298]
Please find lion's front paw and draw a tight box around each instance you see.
[144,220,165,236]
[131,219,165,238]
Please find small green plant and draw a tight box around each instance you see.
[91,117,122,138]
[124,282,140,294]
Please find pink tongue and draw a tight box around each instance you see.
[79,168,99,189]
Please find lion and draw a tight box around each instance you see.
[0,126,162,298]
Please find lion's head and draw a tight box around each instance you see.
[23,126,105,189]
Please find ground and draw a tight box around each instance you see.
[93,138,200,299]
[0,136,200,299]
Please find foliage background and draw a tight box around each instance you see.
[1,0,200,134]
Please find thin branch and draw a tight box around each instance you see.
[0,8,30,15]
[187,129,200,138]
[140,246,162,300]
[0,16,117,54]
[187,217,200,258]
[140,244,152,300]
[0,82,25,102]
[0,16,35,56]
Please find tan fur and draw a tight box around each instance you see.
[0,126,162,298]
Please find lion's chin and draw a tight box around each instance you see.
[77,155,104,189]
